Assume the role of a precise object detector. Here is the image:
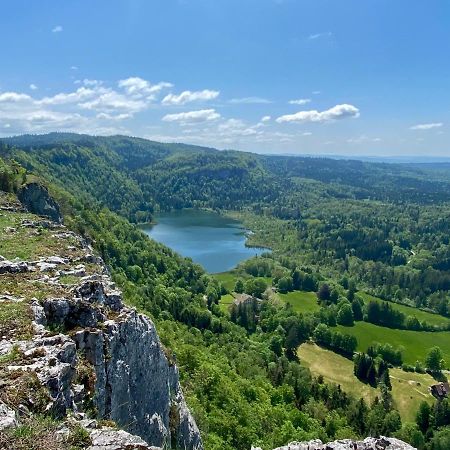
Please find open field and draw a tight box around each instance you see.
[298,342,378,403]
[336,322,450,368]
[277,291,321,314]
[390,368,436,422]
[358,292,450,327]
[213,272,239,292]
[298,342,435,422]
[218,294,234,314]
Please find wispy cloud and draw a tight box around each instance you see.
[308,31,333,40]
[410,122,443,130]
[118,77,172,97]
[229,97,271,104]
[162,109,221,124]
[289,98,311,105]
[162,89,219,105]
[276,104,360,123]
[29,84,38,91]
[261,115,271,122]
[52,25,63,33]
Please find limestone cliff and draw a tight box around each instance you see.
[0,191,202,449]
[253,437,416,450]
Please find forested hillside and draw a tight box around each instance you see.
[1,134,450,449]
[2,133,450,314]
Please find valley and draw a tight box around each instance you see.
[1,134,449,450]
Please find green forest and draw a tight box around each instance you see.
[1,133,449,449]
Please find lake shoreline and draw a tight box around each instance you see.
[140,208,270,273]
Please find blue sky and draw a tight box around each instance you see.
[1,0,449,156]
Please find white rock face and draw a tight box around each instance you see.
[0,401,18,431]
[1,215,202,449]
[74,309,203,450]
[253,436,416,450]
[33,269,203,448]
[87,428,162,450]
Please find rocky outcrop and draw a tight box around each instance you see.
[0,258,29,274]
[88,428,162,450]
[0,203,202,449]
[33,276,203,449]
[18,182,62,223]
[254,437,416,450]
[73,310,202,450]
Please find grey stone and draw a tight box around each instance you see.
[256,437,416,450]
[0,259,29,274]
[18,182,62,223]
[74,309,203,450]
[42,297,106,329]
[79,418,98,429]
[0,401,18,431]
[37,262,58,272]
[46,256,68,265]
[88,428,161,450]
[73,279,123,311]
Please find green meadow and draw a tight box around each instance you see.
[358,292,450,327]
[336,322,450,368]
[277,291,321,314]
[298,342,435,422]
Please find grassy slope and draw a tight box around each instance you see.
[277,291,321,314]
[335,322,450,368]
[213,272,239,292]
[359,292,450,327]
[298,343,435,422]
[218,294,234,314]
[298,342,378,403]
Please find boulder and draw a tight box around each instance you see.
[0,401,18,431]
[88,428,161,450]
[18,182,62,223]
[0,259,29,274]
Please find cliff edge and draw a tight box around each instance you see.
[0,190,202,449]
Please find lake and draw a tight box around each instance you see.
[141,209,268,273]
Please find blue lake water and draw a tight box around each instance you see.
[141,209,268,273]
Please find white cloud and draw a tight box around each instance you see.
[162,109,221,124]
[217,119,261,137]
[276,104,360,123]
[302,132,312,136]
[96,112,131,121]
[410,122,443,130]
[118,77,172,97]
[52,25,63,33]
[308,32,333,40]
[229,97,271,104]
[162,89,219,105]
[289,98,311,105]
[29,84,38,91]
[79,91,147,113]
[0,76,174,135]
[70,66,78,70]
[0,92,32,102]
[38,87,102,106]
[312,91,321,95]
[82,79,103,87]
[261,116,271,122]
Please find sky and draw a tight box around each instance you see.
[1,0,450,157]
